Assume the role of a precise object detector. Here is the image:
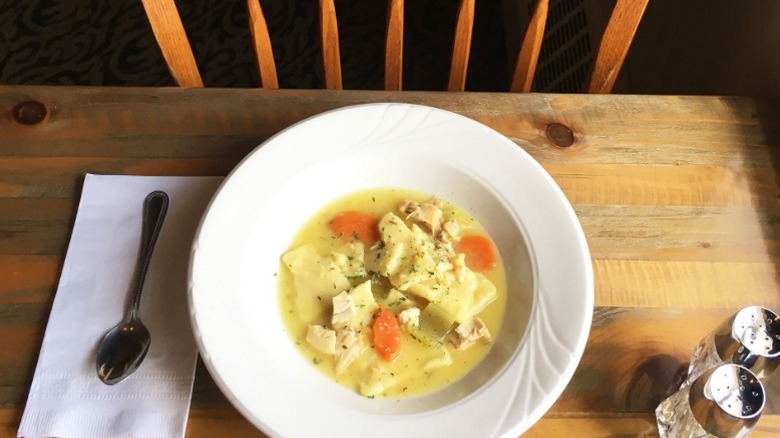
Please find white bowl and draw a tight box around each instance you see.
[189,103,593,437]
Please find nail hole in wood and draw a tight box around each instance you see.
[13,101,47,125]
[546,123,574,147]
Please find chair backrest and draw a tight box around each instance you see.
[141,0,648,93]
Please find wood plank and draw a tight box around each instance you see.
[525,415,656,437]
[0,157,235,198]
[510,0,548,92]
[447,0,475,91]
[187,412,267,438]
[384,0,404,91]
[1,92,774,164]
[319,0,342,90]
[594,260,780,309]
[547,164,780,207]
[0,223,71,256]
[0,89,771,139]
[3,407,779,438]
[587,0,649,93]
[526,414,780,437]
[579,205,780,263]
[0,199,76,255]
[0,198,75,222]
[0,409,23,438]
[0,326,45,412]
[0,256,61,303]
[247,0,279,89]
[140,0,203,88]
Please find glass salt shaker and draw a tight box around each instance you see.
[682,306,780,388]
[656,364,765,438]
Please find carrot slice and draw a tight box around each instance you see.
[328,211,380,245]
[372,306,401,361]
[455,235,497,272]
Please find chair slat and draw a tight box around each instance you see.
[587,0,649,94]
[319,0,343,90]
[447,0,475,92]
[247,0,279,89]
[385,0,404,91]
[510,0,548,93]
[140,0,203,88]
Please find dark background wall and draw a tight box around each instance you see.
[0,0,508,90]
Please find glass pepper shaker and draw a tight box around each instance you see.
[656,364,765,438]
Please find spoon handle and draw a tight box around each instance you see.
[128,191,169,319]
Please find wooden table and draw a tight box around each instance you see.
[2,86,779,437]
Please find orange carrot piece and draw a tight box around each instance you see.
[372,306,401,361]
[455,235,497,272]
[328,211,380,245]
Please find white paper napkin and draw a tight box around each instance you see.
[18,174,223,438]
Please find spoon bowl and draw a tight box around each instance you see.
[96,318,151,385]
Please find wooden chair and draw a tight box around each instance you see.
[140,0,648,93]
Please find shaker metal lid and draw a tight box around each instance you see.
[703,364,765,419]
[731,306,780,358]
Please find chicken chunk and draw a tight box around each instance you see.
[399,199,443,234]
[331,291,356,328]
[335,328,362,374]
[448,317,491,350]
[436,259,454,274]
[452,253,467,282]
[442,220,460,242]
[306,325,336,354]
[397,307,420,331]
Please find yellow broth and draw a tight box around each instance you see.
[277,188,507,397]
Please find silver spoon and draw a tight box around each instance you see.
[96,190,169,385]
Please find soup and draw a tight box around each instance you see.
[278,188,506,398]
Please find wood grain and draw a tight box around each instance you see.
[593,260,780,309]
[0,256,61,302]
[247,0,279,89]
[2,86,780,436]
[319,0,343,90]
[140,0,204,88]
[447,0,475,92]
[525,414,780,437]
[587,0,649,93]
[384,0,404,91]
[510,0,548,92]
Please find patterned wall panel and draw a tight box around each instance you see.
[0,0,507,90]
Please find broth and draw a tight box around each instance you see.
[277,188,507,398]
